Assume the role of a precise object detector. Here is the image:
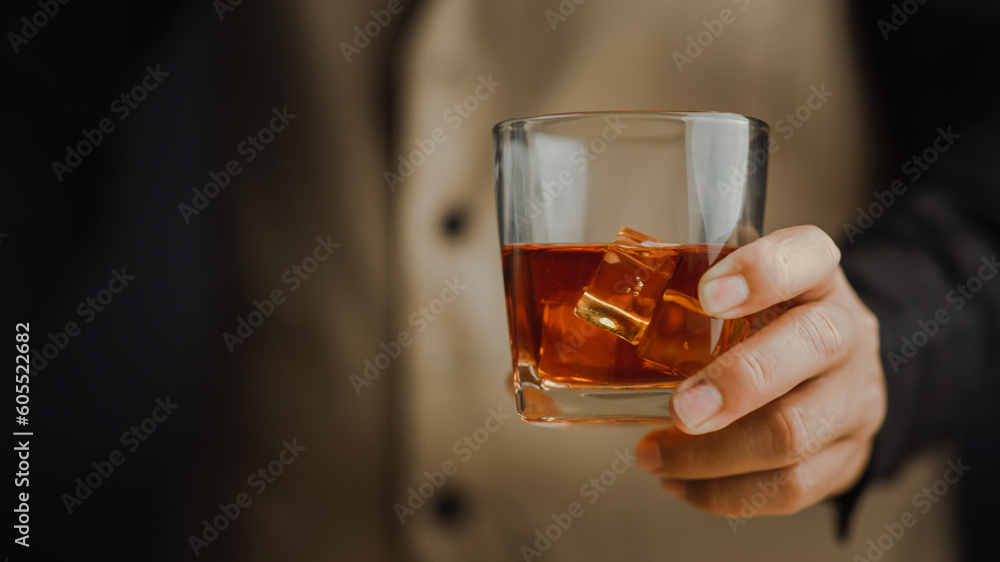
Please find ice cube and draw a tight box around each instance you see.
[573,227,679,343]
[635,290,721,377]
[635,243,745,375]
[574,227,750,378]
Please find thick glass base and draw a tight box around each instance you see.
[515,363,677,424]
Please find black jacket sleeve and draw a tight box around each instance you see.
[836,0,1000,539]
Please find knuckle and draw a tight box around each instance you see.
[766,406,810,460]
[777,463,814,514]
[793,304,847,364]
[802,225,841,267]
[732,346,774,396]
[741,236,786,295]
[761,239,797,302]
[758,226,841,302]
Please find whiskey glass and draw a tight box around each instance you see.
[494,111,768,423]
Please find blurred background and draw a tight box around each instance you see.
[4,0,998,560]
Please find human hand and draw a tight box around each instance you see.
[635,225,885,518]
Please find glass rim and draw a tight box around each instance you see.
[493,110,769,135]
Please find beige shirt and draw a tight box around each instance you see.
[201,1,958,560]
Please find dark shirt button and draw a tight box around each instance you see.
[433,489,466,526]
[441,208,468,239]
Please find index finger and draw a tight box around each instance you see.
[698,225,841,319]
[669,296,854,434]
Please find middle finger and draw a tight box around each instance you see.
[638,373,853,479]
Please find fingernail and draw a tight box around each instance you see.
[701,275,748,316]
[637,439,662,471]
[673,379,722,428]
[661,479,686,496]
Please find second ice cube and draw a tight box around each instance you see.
[573,227,679,343]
